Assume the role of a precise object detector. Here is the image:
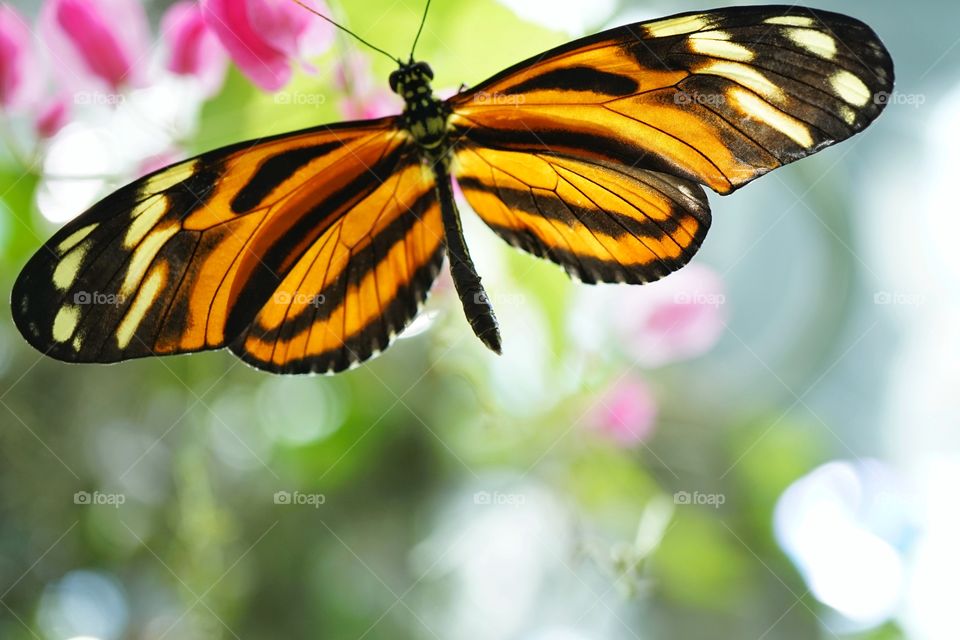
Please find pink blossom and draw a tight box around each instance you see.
[613,263,728,367]
[333,53,401,120]
[35,96,71,138]
[40,0,150,94]
[200,0,333,92]
[588,377,658,446]
[162,1,228,96]
[0,5,44,112]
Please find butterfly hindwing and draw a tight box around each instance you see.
[230,155,445,374]
[455,145,710,284]
[449,5,894,194]
[11,119,417,369]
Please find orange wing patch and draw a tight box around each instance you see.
[231,160,444,374]
[455,144,710,284]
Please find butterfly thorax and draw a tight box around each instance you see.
[390,60,449,151]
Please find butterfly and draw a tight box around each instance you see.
[11,4,894,374]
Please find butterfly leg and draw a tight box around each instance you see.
[434,160,502,354]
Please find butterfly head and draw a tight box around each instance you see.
[389,60,434,98]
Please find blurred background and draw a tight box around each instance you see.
[0,0,955,638]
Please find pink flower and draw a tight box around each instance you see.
[333,53,401,120]
[162,1,228,96]
[0,5,44,112]
[35,96,71,138]
[40,0,150,94]
[587,377,658,446]
[200,0,333,92]
[613,263,728,367]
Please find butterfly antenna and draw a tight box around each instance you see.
[410,0,432,60]
[290,0,400,64]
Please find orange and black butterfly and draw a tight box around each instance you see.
[12,5,893,374]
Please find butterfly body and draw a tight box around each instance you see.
[12,5,894,374]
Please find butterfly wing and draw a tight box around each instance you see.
[455,146,710,284]
[230,154,444,374]
[447,6,892,282]
[12,118,442,373]
[450,5,893,194]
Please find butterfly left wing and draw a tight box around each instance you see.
[448,5,893,195]
[12,119,444,373]
[455,145,711,284]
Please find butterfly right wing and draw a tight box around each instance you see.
[12,119,417,367]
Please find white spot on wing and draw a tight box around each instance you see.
[117,265,166,350]
[645,14,708,38]
[786,28,837,60]
[729,87,814,148]
[764,15,814,27]
[121,225,178,297]
[124,194,169,249]
[57,224,97,254]
[831,70,872,106]
[699,61,784,101]
[52,305,80,343]
[689,37,754,62]
[53,242,89,291]
[143,159,198,196]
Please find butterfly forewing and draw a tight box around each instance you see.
[449,5,894,194]
[12,119,415,367]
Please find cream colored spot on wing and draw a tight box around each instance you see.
[142,159,198,196]
[120,225,178,297]
[694,30,731,40]
[645,14,708,38]
[786,28,836,59]
[53,242,89,291]
[831,70,871,106]
[730,87,813,147]
[52,305,80,343]
[765,15,814,27]
[116,264,166,350]
[689,37,754,62]
[840,105,857,125]
[699,61,783,100]
[72,336,83,352]
[124,194,169,249]
[57,224,97,254]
